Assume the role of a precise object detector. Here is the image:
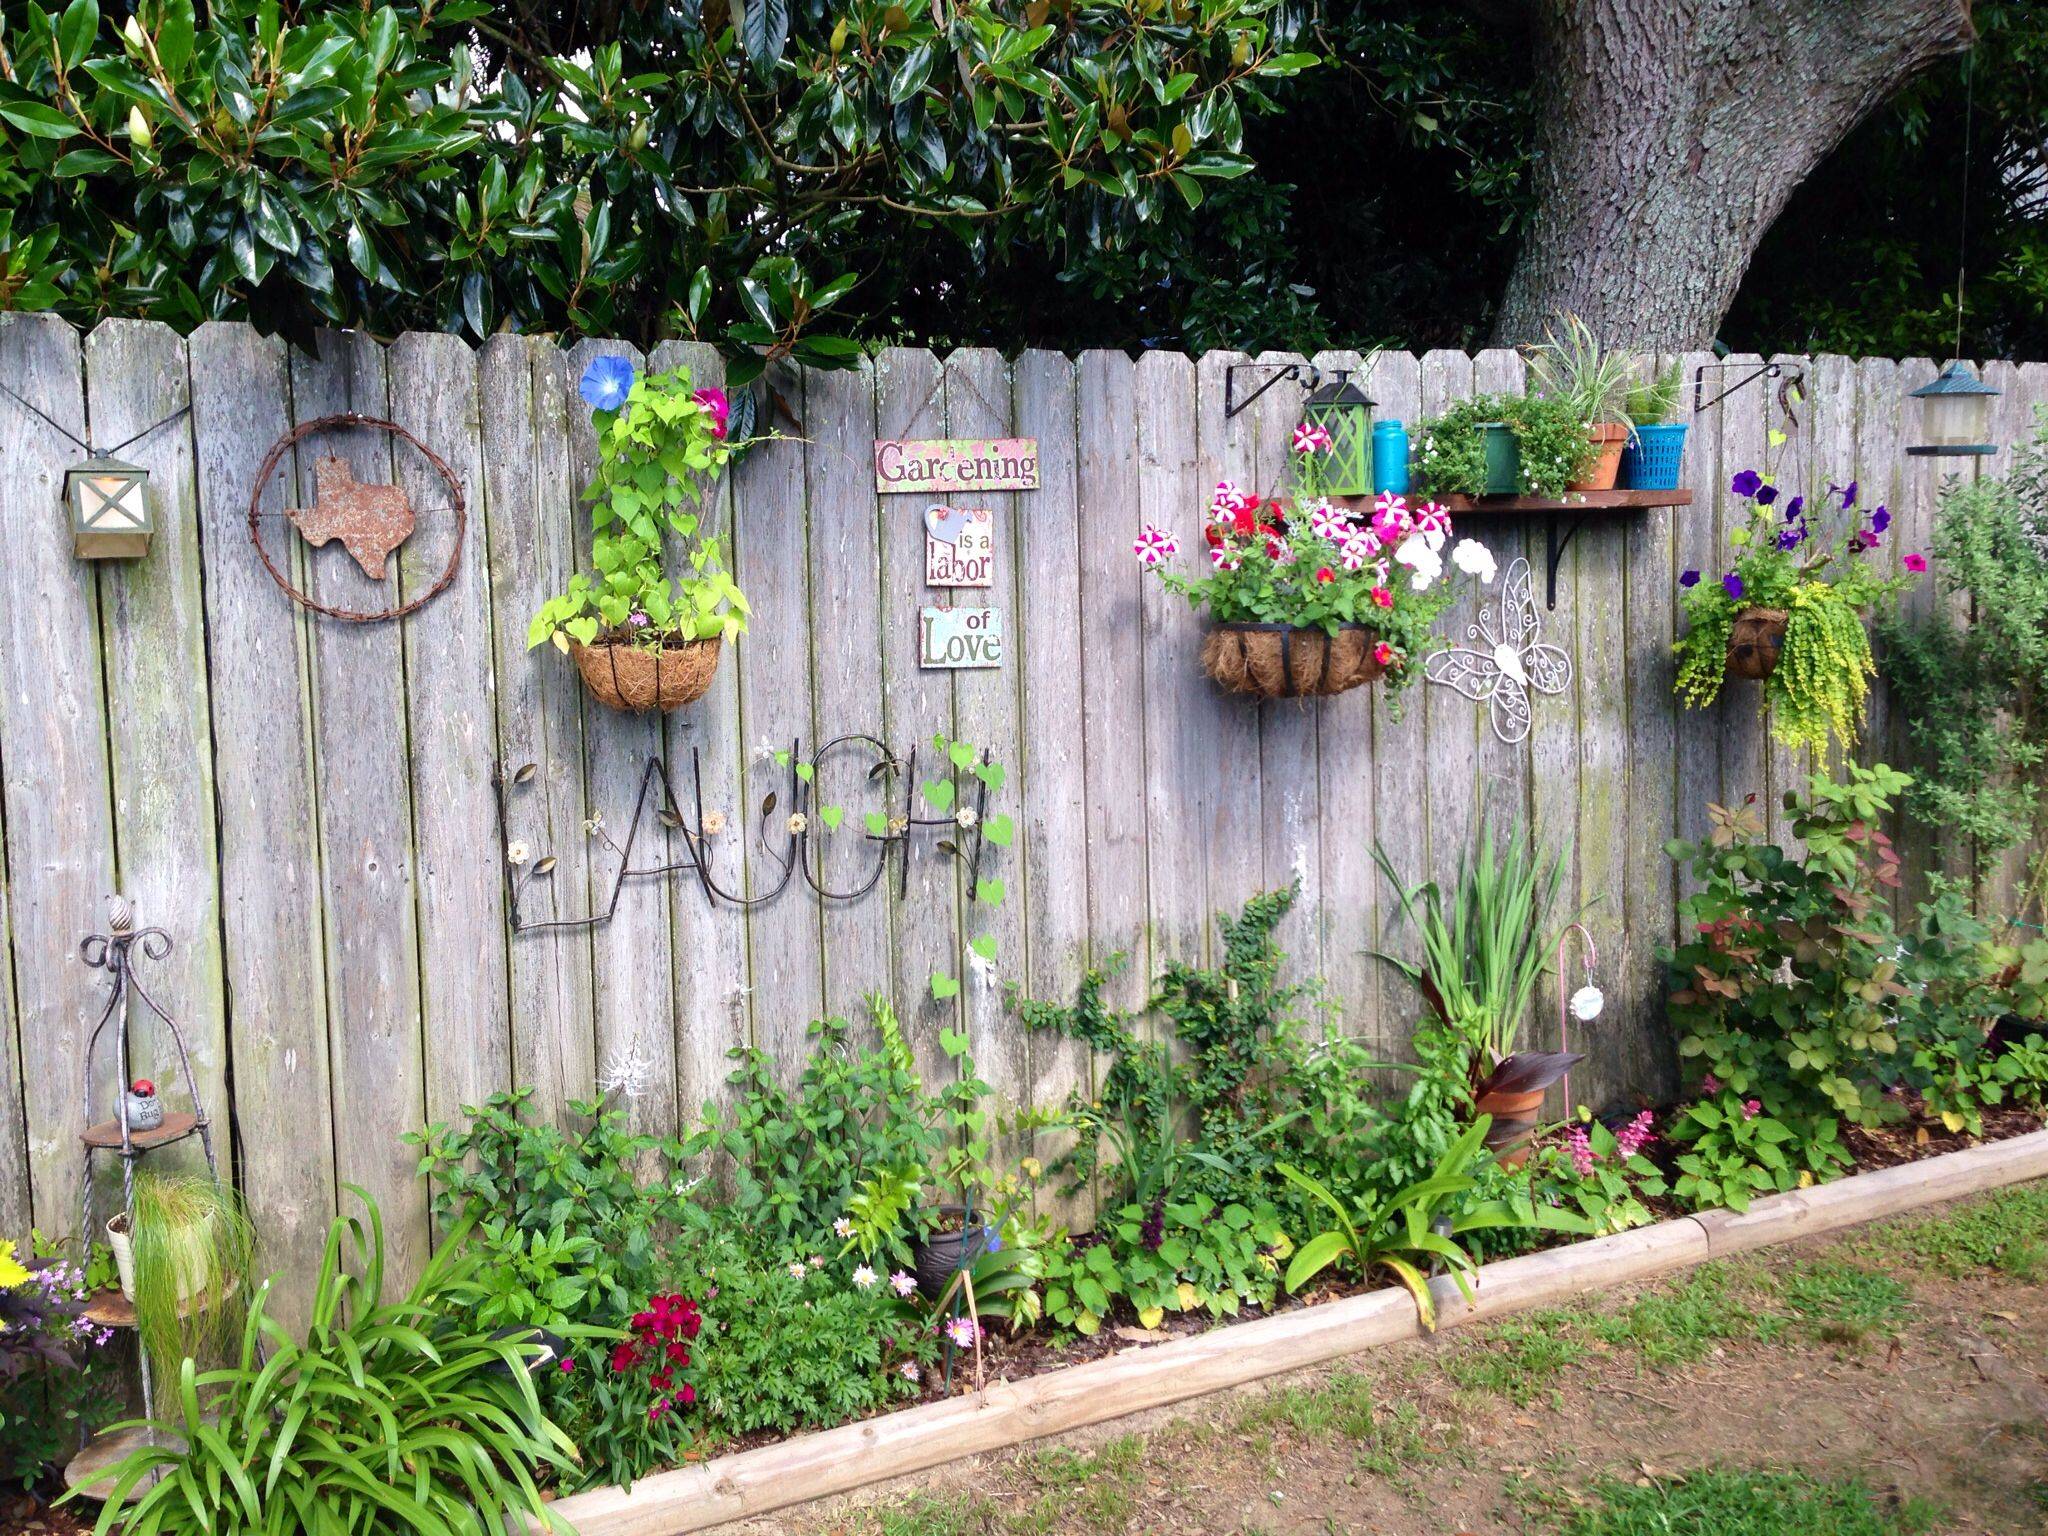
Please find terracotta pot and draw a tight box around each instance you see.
[1566,422,1630,492]
[1473,1087,1546,1170]
[1726,607,1789,681]
[570,635,722,712]
[1200,624,1386,699]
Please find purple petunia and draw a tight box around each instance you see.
[1679,569,1701,588]
[1722,572,1745,599]
[1784,495,1804,521]
[1832,479,1859,510]
[1730,469,1763,499]
[1775,526,1804,551]
[1755,484,1779,506]
[1871,506,1891,533]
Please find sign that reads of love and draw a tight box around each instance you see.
[925,504,995,588]
[875,438,1039,494]
[919,606,1004,669]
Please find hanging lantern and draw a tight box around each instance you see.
[1301,376,1374,498]
[67,455,153,558]
[1906,361,2000,458]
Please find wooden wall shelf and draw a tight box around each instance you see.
[1419,489,1694,606]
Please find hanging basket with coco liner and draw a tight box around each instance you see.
[1199,622,1386,699]
[1724,606,1789,680]
[530,354,747,713]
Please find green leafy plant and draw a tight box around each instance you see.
[1667,1094,1847,1212]
[409,1087,690,1327]
[1674,471,1918,755]
[1522,312,1632,426]
[528,358,748,652]
[123,1169,256,1383]
[1037,1195,1290,1336]
[1526,1111,1669,1237]
[1277,1118,1577,1329]
[1416,392,1595,498]
[77,1191,577,1535]
[1623,360,1683,426]
[1878,410,2048,866]
[0,1240,119,1492]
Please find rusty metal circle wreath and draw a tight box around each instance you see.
[247,411,466,624]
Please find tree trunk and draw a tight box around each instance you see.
[1492,0,1975,348]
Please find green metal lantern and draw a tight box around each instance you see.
[67,455,152,559]
[1301,376,1374,497]
[1906,361,2000,457]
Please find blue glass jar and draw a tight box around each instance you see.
[1371,419,1411,495]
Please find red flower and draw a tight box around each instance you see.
[666,1340,691,1364]
[610,1341,640,1374]
[1373,641,1396,667]
[677,1384,697,1407]
[1314,567,1334,583]
[1232,506,1256,535]
[1370,587,1393,609]
[651,1368,673,1391]
[558,1357,575,1374]
[1203,523,1223,547]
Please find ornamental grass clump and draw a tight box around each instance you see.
[1673,470,1921,755]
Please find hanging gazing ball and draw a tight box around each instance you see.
[1569,984,1605,1023]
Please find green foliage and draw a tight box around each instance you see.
[1520,1114,1669,1239]
[1277,1118,1583,1330]
[79,1191,576,1536]
[0,0,1305,361]
[1522,1468,1942,1536]
[1878,411,2048,866]
[0,1242,119,1492]
[125,1169,256,1385]
[1674,472,1913,755]
[686,1001,991,1261]
[1667,1093,1847,1213]
[1035,1194,1288,1336]
[1522,312,1631,426]
[1416,391,1594,498]
[528,361,746,650]
[678,1224,931,1440]
[1371,819,1566,1068]
[1853,1184,2048,1283]
[409,1088,690,1326]
[1622,360,1682,427]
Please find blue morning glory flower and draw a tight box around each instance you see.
[1722,572,1745,599]
[1730,469,1763,499]
[579,355,636,412]
[1679,569,1701,588]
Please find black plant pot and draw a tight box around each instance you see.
[913,1205,998,1300]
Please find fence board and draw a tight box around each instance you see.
[187,320,336,1325]
[287,331,428,1278]
[1420,351,1479,897]
[0,806,23,1236]
[83,320,227,1172]
[481,334,595,1124]
[1712,355,1771,821]
[1673,353,1726,881]
[1891,358,1942,907]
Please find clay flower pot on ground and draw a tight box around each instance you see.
[1471,1051,1583,1169]
[1200,622,1386,699]
[570,634,723,712]
[912,1206,1002,1300]
[530,356,747,708]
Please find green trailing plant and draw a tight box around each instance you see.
[1276,1118,1581,1329]
[76,1190,577,1535]
[124,1169,256,1383]
[410,1087,690,1327]
[1416,391,1596,498]
[528,358,747,652]
[1371,821,1568,1071]
[1877,410,2048,866]
[1522,312,1632,426]
[1673,470,1918,755]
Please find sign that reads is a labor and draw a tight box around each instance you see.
[875,438,1039,494]
[924,504,995,588]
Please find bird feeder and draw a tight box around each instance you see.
[1905,361,2000,458]
[67,455,152,559]
[1301,377,1375,497]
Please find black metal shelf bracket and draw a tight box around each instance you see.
[1693,360,1806,415]
[1543,511,1592,610]
[1222,361,1353,419]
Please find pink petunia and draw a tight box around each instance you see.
[1292,421,1334,455]
[1134,524,1180,566]
[1209,545,1242,571]
[1903,552,1928,573]
[1370,586,1393,610]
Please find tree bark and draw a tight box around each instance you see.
[1491,0,1975,348]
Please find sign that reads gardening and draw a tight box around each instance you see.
[919,606,1004,669]
[925,504,995,588]
[875,438,1039,494]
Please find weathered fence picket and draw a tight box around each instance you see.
[3,314,2041,1308]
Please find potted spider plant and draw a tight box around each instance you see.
[1371,822,1582,1167]
[528,357,750,712]
[1524,313,1633,491]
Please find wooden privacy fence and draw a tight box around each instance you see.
[1,313,2040,1311]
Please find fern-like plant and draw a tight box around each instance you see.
[125,1170,256,1384]
[78,1189,577,1535]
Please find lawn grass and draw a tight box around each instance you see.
[1847,1183,2048,1283]
[1513,1468,1944,1535]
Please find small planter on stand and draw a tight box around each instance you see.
[1200,624,1386,699]
[1726,607,1789,680]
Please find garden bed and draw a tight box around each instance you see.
[539,1126,2048,1536]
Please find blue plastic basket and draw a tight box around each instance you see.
[1619,422,1688,490]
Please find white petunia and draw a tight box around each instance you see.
[1450,538,1497,584]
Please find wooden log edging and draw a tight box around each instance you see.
[545,1130,2048,1536]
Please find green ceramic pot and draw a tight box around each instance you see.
[1478,422,1521,497]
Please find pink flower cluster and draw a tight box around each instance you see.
[1565,1110,1658,1179]
[612,1292,702,1421]
[1614,1110,1656,1160]
[1565,1124,1596,1178]
[1292,421,1333,455]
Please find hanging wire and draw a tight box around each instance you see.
[0,378,192,459]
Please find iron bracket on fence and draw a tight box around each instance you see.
[1542,511,1592,610]
[1693,360,1805,416]
[1223,362,1350,420]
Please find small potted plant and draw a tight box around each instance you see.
[1675,472,1925,754]
[1618,361,1687,490]
[1523,313,1633,491]
[1137,481,1488,701]
[107,1169,256,1377]
[528,357,750,712]
[1416,392,1596,499]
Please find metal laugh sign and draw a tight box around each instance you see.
[874,438,1040,494]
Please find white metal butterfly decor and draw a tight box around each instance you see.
[1424,557,1572,744]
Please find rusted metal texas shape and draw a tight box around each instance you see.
[286,455,416,580]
